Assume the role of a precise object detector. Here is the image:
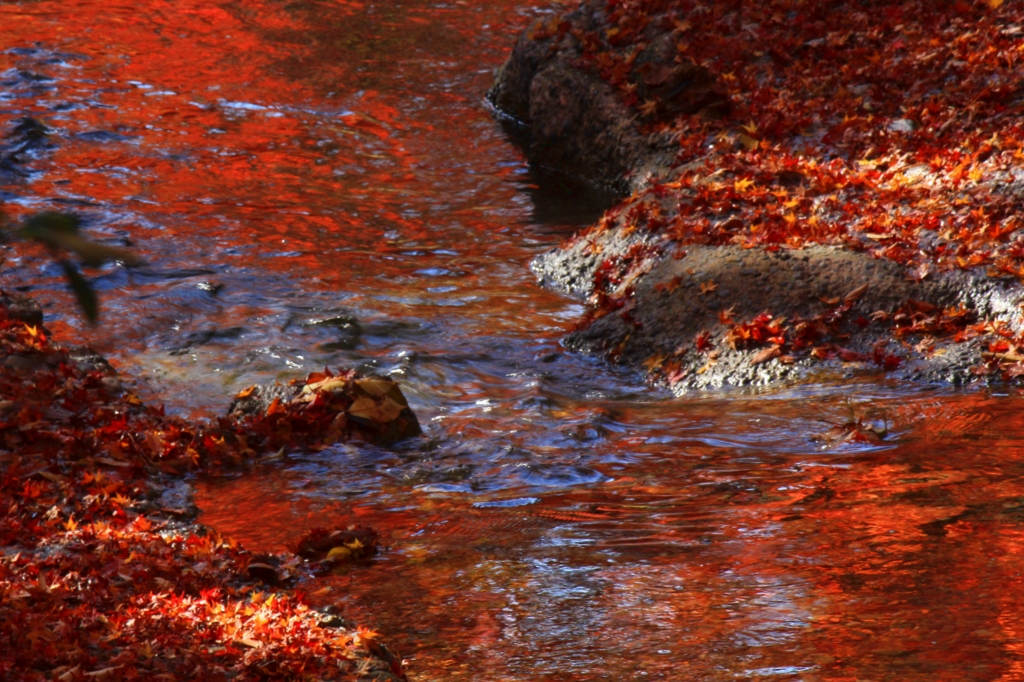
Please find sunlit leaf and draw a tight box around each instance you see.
[354,378,394,398]
[737,133,759,150]
[326,545,353,560]
[347,396,380,421]
[377,397,406,422]
[302,375,348,398]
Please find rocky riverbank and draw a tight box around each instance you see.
[0,291,416,680]
[491,0,1024,392]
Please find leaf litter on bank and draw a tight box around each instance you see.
[0,298,413,680]
[531,0,1024,383]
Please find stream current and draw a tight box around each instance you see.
[3,1,1024,680]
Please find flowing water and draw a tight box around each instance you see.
[3,1,1024,680]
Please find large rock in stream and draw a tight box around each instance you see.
[491,0,1024,392]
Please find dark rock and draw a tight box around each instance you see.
[632,34,729,120]
[0,293,124,394]
[307,314,361,351]
[66,346,118,377]
[0,293,43,326]
[9,116,51,147]
[489,1,690,192]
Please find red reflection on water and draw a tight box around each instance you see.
[0,0,566,418]
[0,0,544,341]
[196,390,1024,680]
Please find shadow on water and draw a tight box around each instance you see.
[491,113,622,229]
[517,165,621,230]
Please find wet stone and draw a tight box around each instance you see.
[0,293,43,326]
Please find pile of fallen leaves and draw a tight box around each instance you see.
[230,370,420,450]
[1,524,403,681]
[0,299,410,680]
[565,0,1023,273]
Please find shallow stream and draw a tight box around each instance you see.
[3,1,1024,679]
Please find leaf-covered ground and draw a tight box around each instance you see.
[509,0,1024,386]
[0,301,410,681]
[576,0,1022,259]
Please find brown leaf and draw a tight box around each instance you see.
[347,396,380,421]
[385,383,410,407]
[908,299,938,313]
[843,284,869,305]
[95,457,130,468]
[325,411,348,440]
[737,133,759,150]
[376,397,406,423]
[907,262,932,281]
[303,376,348,398]
[142,431,164,457]
[642,63,676,86]
[355,378,394,398]
[750,346,782,365]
